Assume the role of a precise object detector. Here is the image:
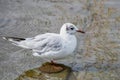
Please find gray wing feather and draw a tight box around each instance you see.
[32,33,62,54]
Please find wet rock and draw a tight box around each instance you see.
[15,62,76,80]
[39,62,66,73]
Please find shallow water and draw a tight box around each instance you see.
[0,0,120,80]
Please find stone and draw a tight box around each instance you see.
[15,62,76,80]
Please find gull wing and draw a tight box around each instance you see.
[19,33,63,54]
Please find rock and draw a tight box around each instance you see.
[39,62,66,73]
[15,62,76,80]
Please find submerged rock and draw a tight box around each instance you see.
[15,62,76,80]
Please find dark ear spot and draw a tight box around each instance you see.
[66,25,69,30]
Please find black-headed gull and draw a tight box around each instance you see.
[3,23,85,62]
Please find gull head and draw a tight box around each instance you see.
[60,23,85,35]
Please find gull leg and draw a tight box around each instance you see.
[51,60,56,64]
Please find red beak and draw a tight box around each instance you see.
[77,30,85,33]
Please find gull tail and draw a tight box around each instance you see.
[2,36,26,46]
[2,36,25,42]
[2,36,31,49]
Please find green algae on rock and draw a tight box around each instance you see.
[15,62,76,80]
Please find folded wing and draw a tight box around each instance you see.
[19,33,63,54]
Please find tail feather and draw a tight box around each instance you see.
[2,36,31,49]
[2,36,25,42]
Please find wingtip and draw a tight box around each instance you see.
[2,36,13,41]
[2,36,7,40]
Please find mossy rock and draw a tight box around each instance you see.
[15,62,76,80]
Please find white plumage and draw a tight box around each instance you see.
[3,23,85,60]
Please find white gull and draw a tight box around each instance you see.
[3,23,85,62]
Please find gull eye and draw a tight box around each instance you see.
[70,27,74,30]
